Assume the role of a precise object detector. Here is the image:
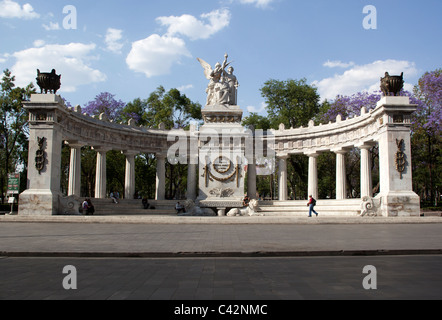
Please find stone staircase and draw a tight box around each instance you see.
[81,198,363,217]
[258,199,363,217]
[88,199,178,216]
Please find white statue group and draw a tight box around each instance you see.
[198,53,239,107]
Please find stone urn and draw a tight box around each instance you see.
[36,69,61,94]
[380,72,404,96]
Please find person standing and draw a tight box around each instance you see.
[307,195,318,217]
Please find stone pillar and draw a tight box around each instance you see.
[278,155,289,201]
[156,154,166,201]
[307,153,319,199]
[186,154,198,201]
[19,94,64,216]
[359,144,373,199]
[335,150,347,200]
[123,151,138,200]
[95,147,109,199]
[374,97,420,216]
[247,157,257,200]
[68,143,82,197]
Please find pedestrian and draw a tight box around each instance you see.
[243,193,250,207]
[307,195,319,217]
[176,202,186,214]
[110,191,119,204]
[82,199,89,215]
[142,197,150,209]
[87,199,95,215]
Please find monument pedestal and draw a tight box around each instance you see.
[19,94,64,216]
[198,104,248,213]
[373,96,420,217]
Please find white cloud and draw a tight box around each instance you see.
[11,43,107,92]
[33,39,45,47]
[0,0,40,19]
[156,8,231,40]
[313,59,418,101]
[105,28,124,54]
[323,60,355,68]
[177,84,194,92]
[126,34,191,78]
[246,102,266,113]
[236,0,275,9]
[42,22,60,31]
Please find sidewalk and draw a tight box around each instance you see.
[1,214,441,225]
[0,215,441,258]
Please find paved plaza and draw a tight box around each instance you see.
[0,216,441,301]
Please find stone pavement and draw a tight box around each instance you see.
[0,215,441,301]
[0,215,441,257]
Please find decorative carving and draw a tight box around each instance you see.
[201,161,242,188]
[35,137,46,174]
[209,188,235,198]
[395,139,406,179]
[213,156,232,174]
[36,69,61,94]
[59,196,81,215]
[227,199,264,217]
[380,72,404,96]
[181,200,216,216]
[197,53,239,107]
[360,196,381,217]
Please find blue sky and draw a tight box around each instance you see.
[0,0,441,116]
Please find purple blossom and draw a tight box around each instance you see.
[413,69,442,135]
[83,92,126,121]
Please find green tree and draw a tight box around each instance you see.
[261,78,321,129]
[146,86,202,129]
[260,79,321,199]
[0,69,35,203]
[242,112,271,130]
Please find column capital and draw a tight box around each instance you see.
[156,153,167,160]
[304,151,320,158]
[65,141,84,149]
[122,150,139,157]
[277,153,290,160]
[332,148,350,155]
[92,146,112,153]
[356,142,377,150]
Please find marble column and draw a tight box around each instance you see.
[307,153,319,199]
[156,154,166,201]
[95,148,109,199]
[335,150,347,200]
[247,157,257,199]
[68,143,82,197]
[278,155,289,201]
[186,154,198,200]
[124,151,138,200]
[359,144,373,198]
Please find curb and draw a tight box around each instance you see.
[2,249,442,259]
[1,215,442,225]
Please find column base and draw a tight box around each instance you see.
[376,191,420,217]
[19,190,62,216]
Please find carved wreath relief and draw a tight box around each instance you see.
[395,139,406,179]
[35,137,46,174]
[202,156,242,188]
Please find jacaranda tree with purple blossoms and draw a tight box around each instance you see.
[83,92,126,121]
[412,69,441,205]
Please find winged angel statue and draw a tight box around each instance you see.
[197,53,239,107]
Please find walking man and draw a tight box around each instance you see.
[307,195,319,217]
